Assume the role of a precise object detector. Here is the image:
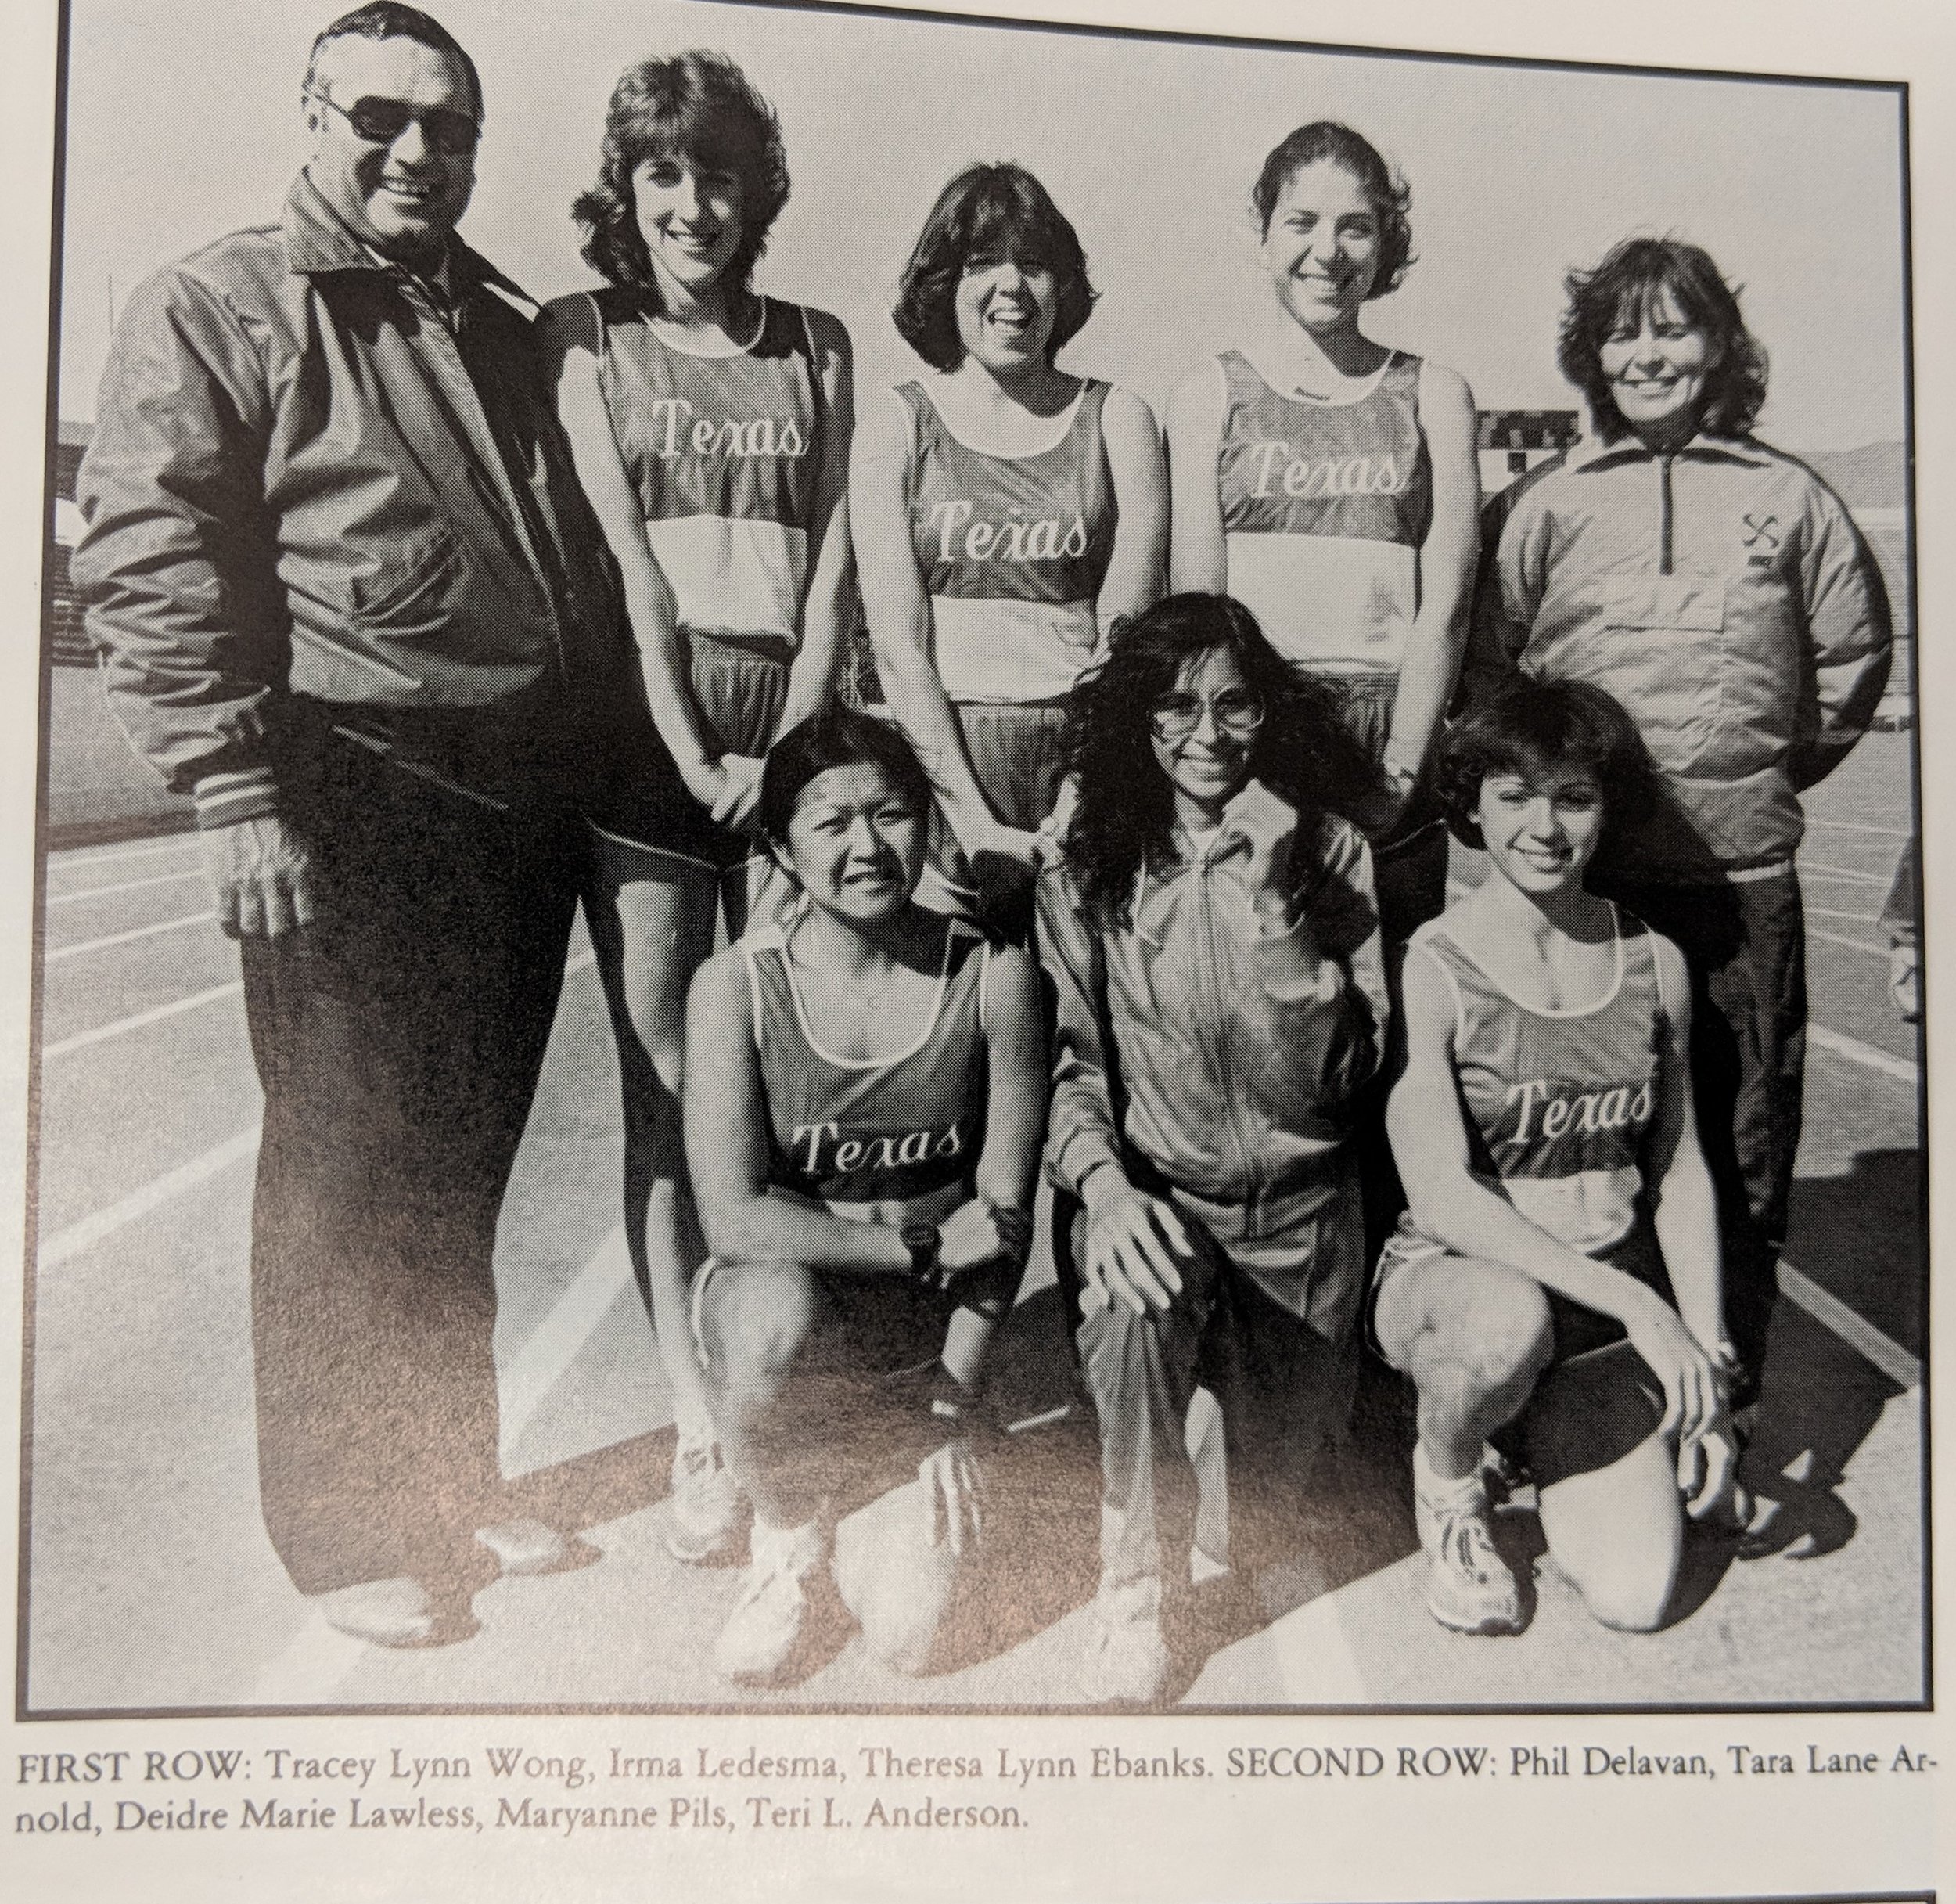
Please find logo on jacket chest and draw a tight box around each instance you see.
[928,499,1088,565]
[1505,1073,1654,1146]
[1241,439,1404,502]
[792,1119,965,1178]
[648,397,806,462]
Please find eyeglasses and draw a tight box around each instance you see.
[307,88,480,157]
[1149,691,1266,741]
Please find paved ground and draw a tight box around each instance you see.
[20,733,1925,1712]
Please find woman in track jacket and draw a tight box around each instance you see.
[1472,236,1892,1405]
[1036,593,1388,1703]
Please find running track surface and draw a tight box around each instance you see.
[22,735,1925,1710]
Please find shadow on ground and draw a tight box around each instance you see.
[1786,1146,1926,1358]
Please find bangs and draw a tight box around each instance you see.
[1480,738,1608,792]
[961,190,1059,269]
[625,103,746,178]
[1605,268,1704,338]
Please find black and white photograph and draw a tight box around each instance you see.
[20,0,1925,1728]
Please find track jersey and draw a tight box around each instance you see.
[898,380,1116,704]
[1215,348,1433,676]
[587,290,825,648]
[1397,905,1670,1258]
[741,917,992,1226]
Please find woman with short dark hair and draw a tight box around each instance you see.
[1038,593,1387,1702]
[1475,233,1893,1406]
[683,706,1045,1686]
[1377,676,1745,1638]
[541,50,855,1567]
[853,161,1166,929]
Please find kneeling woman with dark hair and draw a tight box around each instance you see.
[1038,592,1389,1702]
[1375,677,1746,1642]
[682,707,1045,1686]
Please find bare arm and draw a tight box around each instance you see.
[1095,386,1167,631]
[775,308,855,740]
[1164,359,1227,594]
[541,308,725,812]
[682,952,912,1276]
[850,391,1027,858]
[939,945,1048,1384]
[1380,362,1480,794]
[1641,937,1726,1355]
[1386,943,1720,1439]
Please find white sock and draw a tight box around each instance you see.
[1414,1439,1488,1506]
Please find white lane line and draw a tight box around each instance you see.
[501,1225,636,1445]
[566,948,595,976]
[248,1612,374,1709]
[1779,1262,1920,1391]
[1809,1021,1917,1084]
[45,911,218,962]
[45,943,587,1061]
[1809,927,1886,959]
[1806,818,1914,840]
[1797,861,1886,887]
[44,980,243,1059]
[50,835,201,871]
[39,1128,260,1267]
[46,869,206,906]
[1806,906,1879,924]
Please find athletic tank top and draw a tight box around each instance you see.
[897,380,1117,705]
[588,289,825,648]
[741,916,992,1225]
[1400,905,1670,1257]
[1214,348,1433,676]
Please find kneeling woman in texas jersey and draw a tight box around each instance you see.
[1373,678,1747,1639]
[681,706,1045,1687]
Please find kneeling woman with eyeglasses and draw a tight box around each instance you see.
[1037,593,1389,1702]
[682,706,1045,1687]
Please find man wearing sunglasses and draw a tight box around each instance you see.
[75,5,635,1647]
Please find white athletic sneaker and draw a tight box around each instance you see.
[1078,1578,1172,1705]
[667,1429,748,1566]
[714,1517,835,1686]
[1413,1446,1523,1636]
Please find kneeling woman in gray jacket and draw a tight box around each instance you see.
[1037,592,1389,1703]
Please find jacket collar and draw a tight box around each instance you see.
[279,171,534,313]
[1131,827,1253,948]
[1566,424,1776,474]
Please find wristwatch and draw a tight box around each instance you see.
[901,1220,943,1289]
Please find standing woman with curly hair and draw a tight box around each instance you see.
[540,52,854,1566]
[1473,236,1892,1404]
[851,162,1166,930]
[1037,593,1388,1701]
[1166,122,1480,946]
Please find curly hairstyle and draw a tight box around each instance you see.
[757,704,933,852]
[1439,678,1656,855]
[1059,593,1383,926]
[1557,236,1769,441]
[571,51,789,299]
[1250,121,1415,301]
[892,163,1096,374]
[306,4,481,118]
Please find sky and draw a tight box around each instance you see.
[55,0,1908,451]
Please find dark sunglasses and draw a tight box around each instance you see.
[307,88,480,157]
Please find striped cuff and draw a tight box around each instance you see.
[192,767,279,830]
